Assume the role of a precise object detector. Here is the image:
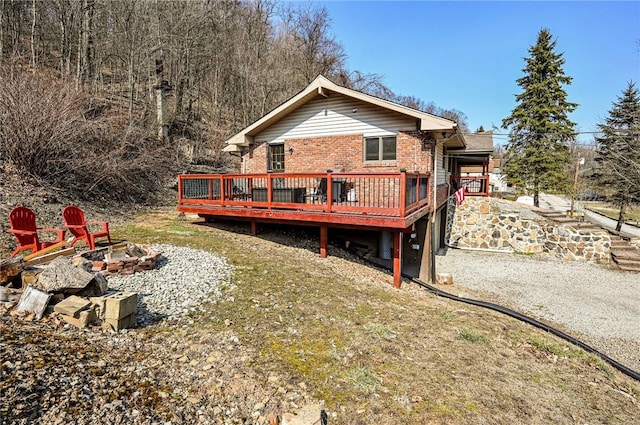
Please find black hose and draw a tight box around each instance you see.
[361,257,640,382]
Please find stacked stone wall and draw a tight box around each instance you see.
[448,198,611,262]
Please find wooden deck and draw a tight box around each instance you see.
[450,175,490,197]
[178,171,432,288]
[178,171,431,230]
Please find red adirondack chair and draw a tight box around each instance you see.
[6,206,66,257]
[62,206,112,250]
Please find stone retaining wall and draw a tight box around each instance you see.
[448,198,611,262]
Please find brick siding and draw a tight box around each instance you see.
[243,131,434,174]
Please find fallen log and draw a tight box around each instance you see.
[0,258,23,284]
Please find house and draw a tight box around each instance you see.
[488,158,509,193]
[446,131,494,195]
[177,76,492,286]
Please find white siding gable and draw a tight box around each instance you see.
[255,94,417,143]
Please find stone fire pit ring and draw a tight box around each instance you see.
[73,243,162,277]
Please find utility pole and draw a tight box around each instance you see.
[570,157,585,215]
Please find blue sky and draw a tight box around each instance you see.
[315,1,640,145]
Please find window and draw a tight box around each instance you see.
[364,136,396,161]
[267,143,285,171]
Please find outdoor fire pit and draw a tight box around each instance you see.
[74,243,161,276]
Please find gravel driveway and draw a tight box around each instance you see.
[435,248,640,373]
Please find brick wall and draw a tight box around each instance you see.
[435,184,450,208]
[243,131,434,174]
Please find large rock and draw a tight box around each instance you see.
[34,256,107,296]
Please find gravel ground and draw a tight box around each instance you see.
[1,244,301,424]
[435,248,640,373]
[107,244,234,327]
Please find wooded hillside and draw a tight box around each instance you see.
[0,0,467,203]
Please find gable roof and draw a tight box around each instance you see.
[448,131,494,154]
[223,75,462,150]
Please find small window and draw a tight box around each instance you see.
[268,143,285,172]
[364,136,396,161]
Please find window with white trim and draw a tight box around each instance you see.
[364,136,396,161]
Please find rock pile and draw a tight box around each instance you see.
[1,243,233,331]
[1,251,140,331]
[1,243,160,331]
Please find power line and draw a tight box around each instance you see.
[489,130,604,137]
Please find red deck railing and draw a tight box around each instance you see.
[178,171,430,218]
[450,175,490,197]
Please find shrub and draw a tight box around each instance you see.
[0,67,176,203]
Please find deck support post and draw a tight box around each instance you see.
[418,217,433,283]
[393,231,402,288]
[251,221,258,236]
[319,225,328,258]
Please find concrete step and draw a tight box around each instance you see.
[611,240,640,247]
[611,242,634,247]
[547,217,583,224]
[611,255,640,264]
[609,233,640,272]
[615,261,640,272]
[611,245,639,252]
[611,243,638,251]
[611,239,630,245]
[576,225,605,232]
[611,251,640,261]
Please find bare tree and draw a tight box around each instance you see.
[52,0,78,79]
[0,0,471,193]
[280,3,345,84]
[0,0,5,63]
[29,0,36,69]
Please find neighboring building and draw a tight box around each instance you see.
[489,158,509,193]
[178,76,491,286]
[446,131,494,193]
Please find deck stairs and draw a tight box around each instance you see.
[537,209,640,272]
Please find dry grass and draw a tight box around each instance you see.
[108,210,639,423]
[583,201,640,223]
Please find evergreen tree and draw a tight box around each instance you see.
[502,29,578,207]
[593,81,640,231]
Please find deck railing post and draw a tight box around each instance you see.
[415,174,420,207]
[208,177,213,200]
[178,175,184,205]
[399,170,407,217]
[326,171,333,213]
[220,175,227,206]
[267,174,273,208]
